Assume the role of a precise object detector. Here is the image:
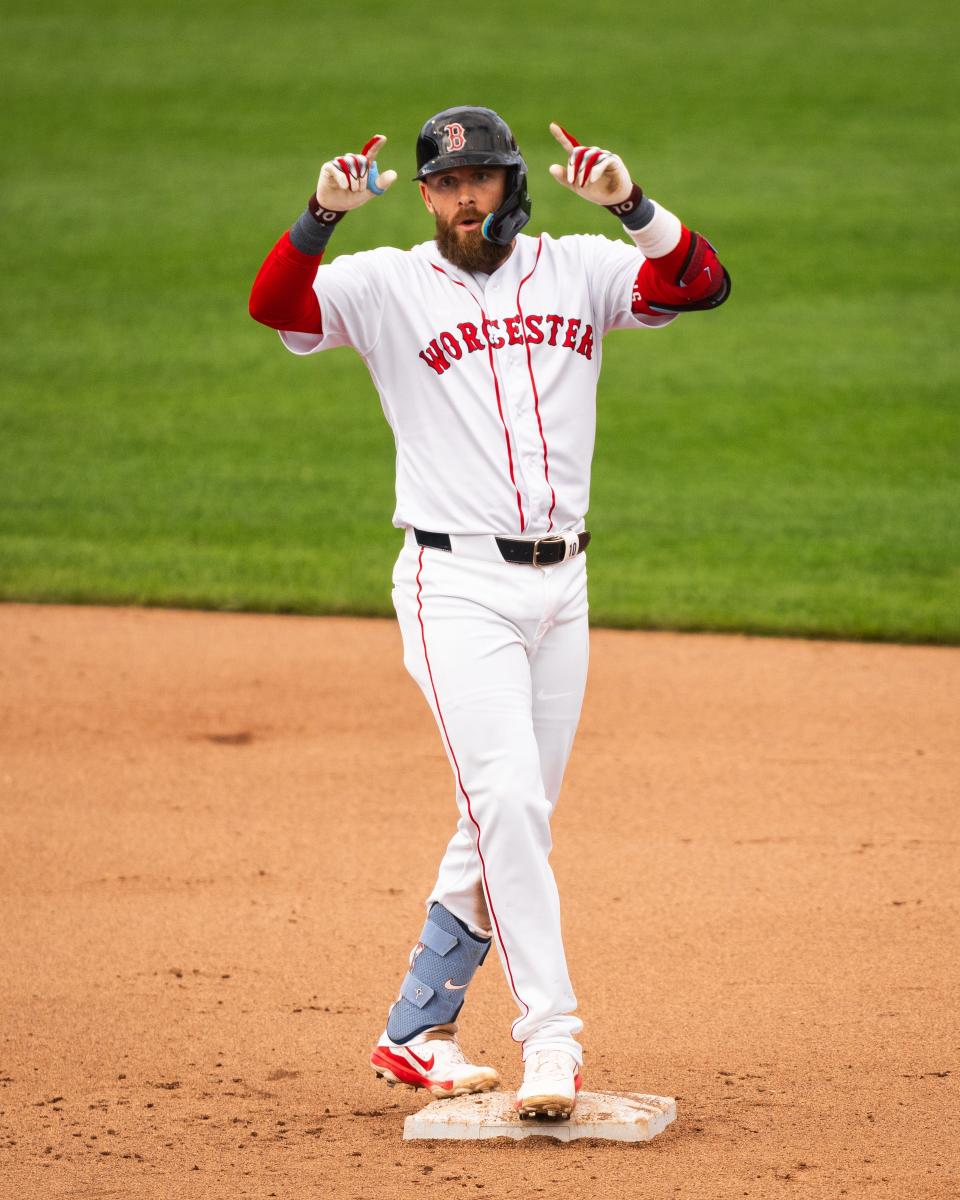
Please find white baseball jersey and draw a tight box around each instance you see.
[278,232,675,536]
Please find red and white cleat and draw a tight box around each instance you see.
[515,1049,582,1119]
[370,1029,500,1098]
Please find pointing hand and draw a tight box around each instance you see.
[316,135,398,212]
[548,122,633,207]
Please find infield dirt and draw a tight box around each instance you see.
[1,604,957,1199]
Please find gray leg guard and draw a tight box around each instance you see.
[386,903,492,1044]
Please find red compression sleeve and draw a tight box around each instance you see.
[631,225,730,316]
[248,232,324,334]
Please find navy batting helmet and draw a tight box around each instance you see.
[414,106,531,246]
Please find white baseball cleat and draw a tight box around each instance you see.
[515,1049,582,1119]
[370,1028,500,1098]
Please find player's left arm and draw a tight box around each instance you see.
[548,123,731,318]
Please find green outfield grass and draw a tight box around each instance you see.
[1,0,958,641]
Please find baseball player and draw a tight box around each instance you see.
[249,106,729,1119]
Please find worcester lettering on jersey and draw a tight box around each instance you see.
[419,314,595,375]
[275,232,679,536]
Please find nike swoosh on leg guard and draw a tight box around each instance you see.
[386,903,492,1044]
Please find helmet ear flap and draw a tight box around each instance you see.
[481,164,531,245]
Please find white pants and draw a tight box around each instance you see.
[391,528,589,1062]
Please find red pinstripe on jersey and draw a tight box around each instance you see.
[415,547,531,1042]
[514,236,556,531]
[431,264,526,533]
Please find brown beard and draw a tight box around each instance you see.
[434,210,513,274]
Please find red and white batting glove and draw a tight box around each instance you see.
[315,134,397,213]
[547,122,633,206]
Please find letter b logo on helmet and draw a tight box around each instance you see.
[443,123,467,153]
[414,105,531,246]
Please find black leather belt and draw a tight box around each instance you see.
[414,528,591,566]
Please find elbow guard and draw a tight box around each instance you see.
[632,231,731,317]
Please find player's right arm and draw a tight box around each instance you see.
[248,135,396,335]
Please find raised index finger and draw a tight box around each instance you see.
[549,122,580,152]
[361,134,388,163]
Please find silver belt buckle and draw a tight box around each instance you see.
[532,535,566,566]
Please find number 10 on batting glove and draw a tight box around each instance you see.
[548,122,634,207]
[315,134,398,213]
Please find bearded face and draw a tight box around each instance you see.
[420,166,514,274]
[433,208,513,274]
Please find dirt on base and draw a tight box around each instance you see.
[0,603,957,1199]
